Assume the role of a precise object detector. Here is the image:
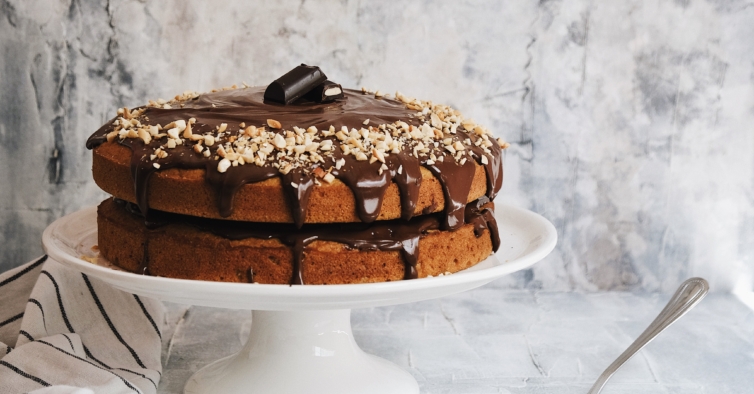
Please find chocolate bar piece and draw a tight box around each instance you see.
[264,64,327,105]
[304,80,345,102]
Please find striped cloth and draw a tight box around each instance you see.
[0,256,164,394]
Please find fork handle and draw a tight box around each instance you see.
[587,277,709,394]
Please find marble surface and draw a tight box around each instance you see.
[1,0,754,292]
[156,290,754,393]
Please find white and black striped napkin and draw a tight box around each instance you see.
[0,256,164,394]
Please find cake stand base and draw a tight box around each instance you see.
[184,309,419,394]
[43,204,557,393]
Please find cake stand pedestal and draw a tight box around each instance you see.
[185,310,416,394]
[42,204,557,394]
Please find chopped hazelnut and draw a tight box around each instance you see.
[183,120,193,139]
[267,119,282,129]
[217,158,231,173]
[273,134,287,149]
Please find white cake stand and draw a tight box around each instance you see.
[42,204,556,394]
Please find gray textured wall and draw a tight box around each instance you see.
[1,0,752,292]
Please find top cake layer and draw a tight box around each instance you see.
[87,85,507,229]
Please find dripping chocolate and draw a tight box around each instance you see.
[87,71,505,285]
[116,197,499,284]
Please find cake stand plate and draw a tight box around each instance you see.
[42,204,557,394]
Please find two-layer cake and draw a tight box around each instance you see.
[87,66,508,285]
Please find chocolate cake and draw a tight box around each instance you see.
[86,65,509,284]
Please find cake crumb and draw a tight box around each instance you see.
[80,255,98,264]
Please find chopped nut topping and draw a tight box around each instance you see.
[167,128,180,140]
[312,167,326,178]
[182,120,194,139]
[273,133,287,149]
[105,84,503,184]
[371,148,385,163]
[217,158,231,173]
[267,119,282,129]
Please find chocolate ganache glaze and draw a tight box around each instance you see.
[115,197,500,284]
[87,86,505,231]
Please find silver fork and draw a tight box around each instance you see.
[587,277,709,394]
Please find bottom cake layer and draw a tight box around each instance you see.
[96,198,499,285]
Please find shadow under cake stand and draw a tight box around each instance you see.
[42,204,557,394]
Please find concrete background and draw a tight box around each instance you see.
[1,0,752,292]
